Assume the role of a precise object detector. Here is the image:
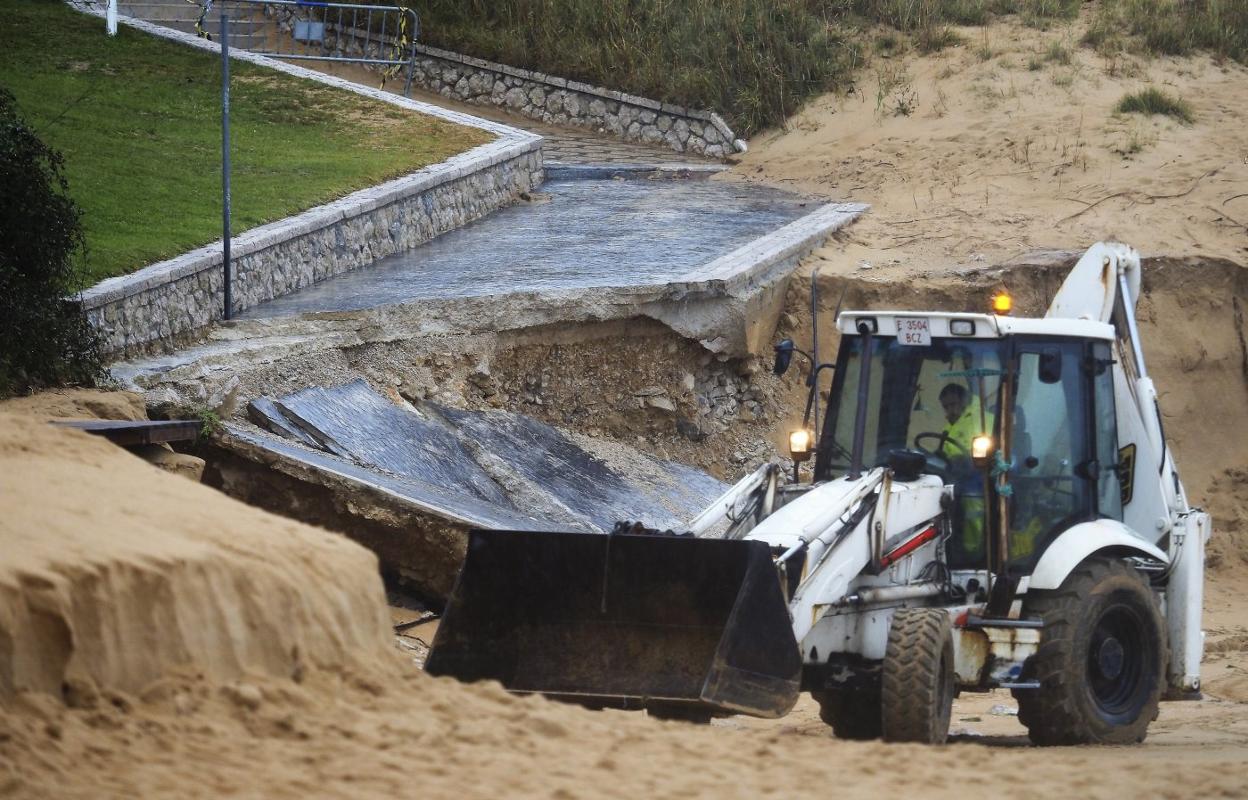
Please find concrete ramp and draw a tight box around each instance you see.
[265,380,514,508]
[221,380,727,597]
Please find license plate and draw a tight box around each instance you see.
[896,317,931,346]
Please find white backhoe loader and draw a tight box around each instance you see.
[427,242,1210,745]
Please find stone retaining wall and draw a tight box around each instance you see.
[71,4,543,357]
[408,44,745,158]
[262,10,743,158]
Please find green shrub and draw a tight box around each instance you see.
[1091,0,1248,63]
[1017,0,1080,27]
[0,89,103,397]
[916,24,963,53]
[944,0,991,25]
[1046,39,1073,64]
[852,0,942,30]
[1116,87,1195,122]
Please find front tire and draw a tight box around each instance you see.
[1015,558,1165,746]
[881,608,955,744]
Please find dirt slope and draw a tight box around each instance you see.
[732,17,1248,277]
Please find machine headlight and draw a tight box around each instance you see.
[950,319,976,336]
[789,429,813,463]
[971,434,994,467]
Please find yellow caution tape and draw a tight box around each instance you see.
[379,7,411,91]
[186,0,213,40]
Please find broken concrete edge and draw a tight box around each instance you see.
[106,194,866,390]
[220,424,507,531]
[215,200,867,358]
[411,41,746,154]
[279,236,842,360]
[68,2,543,341]
[679,201,869,286]
[111,197,867,385]
[211,425,468,598]
[478,200,867,353]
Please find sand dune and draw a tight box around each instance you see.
[732,17,1248,278]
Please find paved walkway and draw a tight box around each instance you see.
[240,175,811,318]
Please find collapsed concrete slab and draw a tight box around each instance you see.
[210,380,727,598]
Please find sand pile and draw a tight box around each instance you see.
[0,388,148,422]
[0,410,393,703]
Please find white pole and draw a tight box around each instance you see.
[106,0,117,35]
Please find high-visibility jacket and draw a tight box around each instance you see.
[943,397,996,555]
[941,397,994,459]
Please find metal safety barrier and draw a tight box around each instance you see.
[192,0,420,95]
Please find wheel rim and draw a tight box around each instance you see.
[1086,602,1149,721]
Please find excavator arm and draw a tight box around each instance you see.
[1042,242,1209,694]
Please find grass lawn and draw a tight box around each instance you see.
[0,0,492,284]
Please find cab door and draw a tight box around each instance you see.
[1005,340,1103,569]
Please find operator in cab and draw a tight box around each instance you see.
[938,383,993,467]
[938,382,995,560]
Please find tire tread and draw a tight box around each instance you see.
[882,608,954,744]
[1015,558,1165,746]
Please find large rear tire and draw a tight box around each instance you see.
[812,688,882,740]
[1015,558,1165,746]
[881,608,955,744]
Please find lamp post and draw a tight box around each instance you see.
[221,10,233,320]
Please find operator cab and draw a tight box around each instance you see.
[809,310,1124,575]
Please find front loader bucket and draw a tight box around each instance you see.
[425,530,802,718]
